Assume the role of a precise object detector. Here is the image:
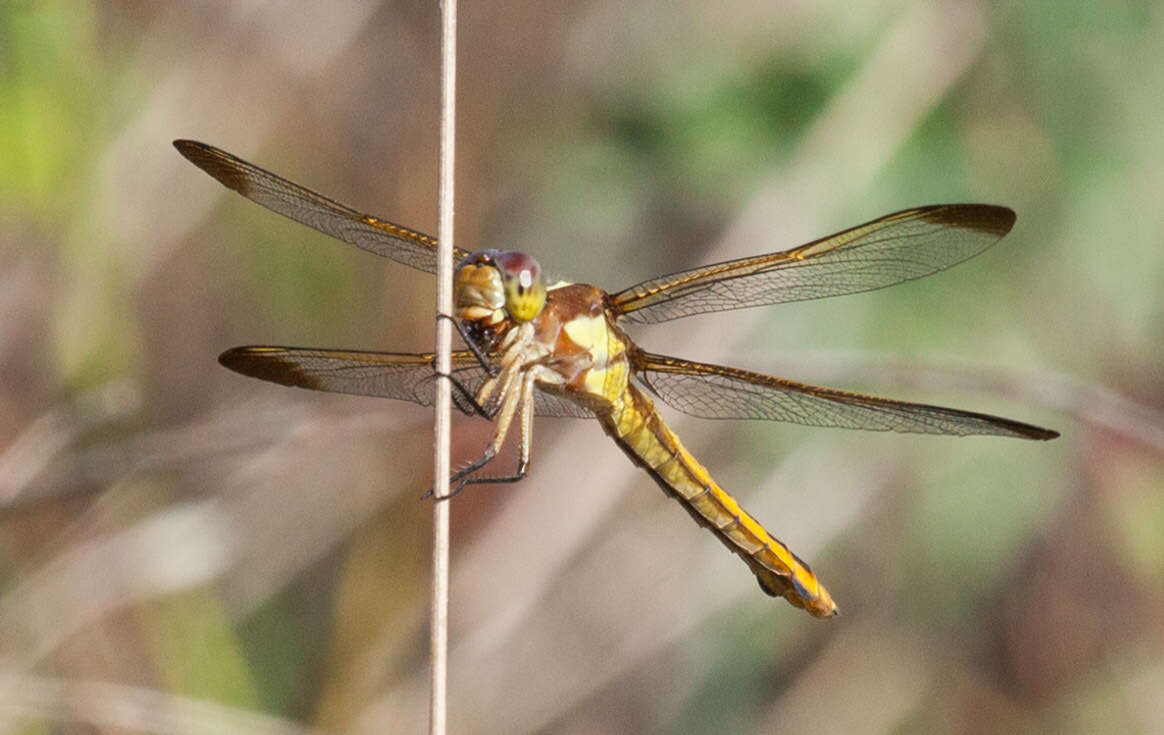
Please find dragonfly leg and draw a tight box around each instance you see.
[436,313,500,376]
[445,370,536,496]
[425,365,526,500]
[431,366,496,419]
[422,439,504,501]
[445,462,528,497]
[429,312,508,418]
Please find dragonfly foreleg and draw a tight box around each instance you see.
[436,313,500,377]
[431,366,496,419]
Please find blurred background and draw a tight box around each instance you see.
[1,1,1162,732]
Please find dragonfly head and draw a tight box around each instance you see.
[454,250,547,331]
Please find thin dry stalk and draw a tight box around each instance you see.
[430,0,457,733]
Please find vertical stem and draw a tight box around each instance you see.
[430,0,456,733]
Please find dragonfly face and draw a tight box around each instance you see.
[177,139,1058,618]
[454,249,547,350]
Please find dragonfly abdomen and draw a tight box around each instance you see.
[599,384,838,617]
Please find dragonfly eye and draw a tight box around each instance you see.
[494,251,546,323]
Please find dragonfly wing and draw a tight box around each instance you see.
[175,140,471,273]
[634,352,1058,439]
[610,205,1015,324]
[530,388,597,418]
[219,346,593,418]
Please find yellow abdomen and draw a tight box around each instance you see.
[597,383,837,617]
[551,305,835,615]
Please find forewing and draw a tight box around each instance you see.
[218,346,593,418]
[634,352,1058,439]
[611,205,1016,324]
[175,140,471,273]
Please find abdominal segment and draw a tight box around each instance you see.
[598,383,838,617]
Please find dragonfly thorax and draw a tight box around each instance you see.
[454,250,547,345]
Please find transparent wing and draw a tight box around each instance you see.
[218,346,594,418]
[634,352,1058,439]
[175,140,471,273]
[611,205,1016,324]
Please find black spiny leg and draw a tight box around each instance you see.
[431,313,500,419]
[449,459,529,494]
[436,313,498,376]
[440,369,536,498]
[423,445,524,501]
[432,362,496,419]
[426,367,536,501]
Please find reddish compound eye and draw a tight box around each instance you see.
[493,251,546,322]
[494,251,542,289]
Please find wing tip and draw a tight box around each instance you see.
[921,204,1016,238]
[1028,425,1060,441]
[174,139,251,195]
[218,345,252,370]
[990,413,1058,441]
[173,138,212,165]
[219,346,264,376]
[218,346,316,389]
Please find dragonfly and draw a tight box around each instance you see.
[176,139,1058,618]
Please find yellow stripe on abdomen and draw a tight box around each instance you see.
[599,384,838,617]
